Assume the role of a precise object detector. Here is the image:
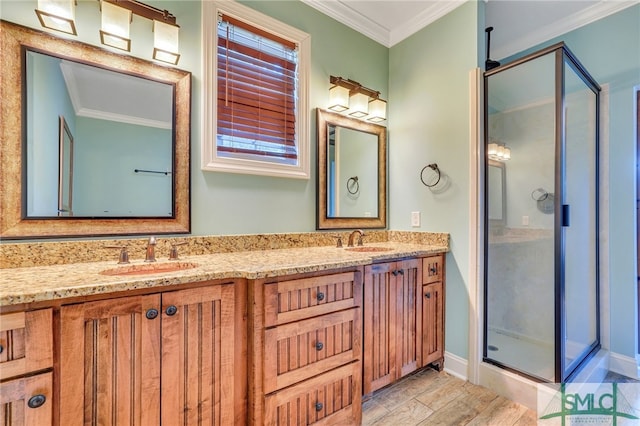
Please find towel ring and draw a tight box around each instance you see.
[347,176,359,194]
[531,188,548,202]
[420,163,441,188]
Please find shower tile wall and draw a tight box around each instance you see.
[488,102,555,347]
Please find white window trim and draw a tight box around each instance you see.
[201,1,311,179]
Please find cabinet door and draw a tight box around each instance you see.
[363,262,396,394]
[422,282,444,368]
[59,294,161,425]
[396,259,422,377]
[0,372,52,426]
[160,284,236,426]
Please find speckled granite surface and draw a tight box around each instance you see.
[0,231,448,306]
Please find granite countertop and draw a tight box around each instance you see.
[0,241,447,306]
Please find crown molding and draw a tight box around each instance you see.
[492,0,638,60]
[389,0,466,46]
[300,0,390,46]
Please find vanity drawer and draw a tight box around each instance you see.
[263,361,361,426]
[422,255,444,284]
[264,271,362,327]
[0,309,53,381]
[264,308,361,393]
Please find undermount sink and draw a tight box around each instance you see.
[345,246,393,253]
[101,262,198,276]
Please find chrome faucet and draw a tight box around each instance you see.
[347,229,364,247]
[145,236,157,262]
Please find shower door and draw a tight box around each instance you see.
[483,43,600,383]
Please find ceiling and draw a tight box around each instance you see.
[301,0,635,58]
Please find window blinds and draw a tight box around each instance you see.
[217,14,298,162]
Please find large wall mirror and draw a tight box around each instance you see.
[0,21,191,239]
[317,109,386,229]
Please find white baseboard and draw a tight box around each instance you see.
[444,351,468,381]
[478,362,539,410]
[609,352,640,379]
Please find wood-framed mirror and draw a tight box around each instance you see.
[316,108,387,229]
[0,20,191,239]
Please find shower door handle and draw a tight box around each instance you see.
[562,204,570,227]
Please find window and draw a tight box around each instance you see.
[202,1,310,179]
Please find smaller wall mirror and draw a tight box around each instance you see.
[317,109,386,229]
[487,159,506,233]
[58,116,74,217]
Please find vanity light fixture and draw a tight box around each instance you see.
[99,0,180,64]
[35,0,77,35]
[328,76,387,122]
[488,142,511,161]
[100,0,132,51]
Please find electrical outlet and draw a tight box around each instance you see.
[411,211,421,227]
[522,215,529,226]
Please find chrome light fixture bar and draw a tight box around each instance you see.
[328,76,387,122]
[35,0,77,35]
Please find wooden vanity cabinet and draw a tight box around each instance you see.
[363,254,446,395]
[363,259,422,395]
[250,270,363,425]
[422,255,445,370]
[59,281,239,425]
[0,309,54,426]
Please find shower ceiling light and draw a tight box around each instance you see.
[488,142,510,161]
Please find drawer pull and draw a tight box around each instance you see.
[146,309,159,320]
[27,394,46,409]
[425,292,431,299]
[315,341,324,351]
[317,292,325,301]
[315,402,323,412]
[392,270,398,276]
[398,269,404,276]
[430,267,437,274]
[165,305,178,316]
[0,344,3,354]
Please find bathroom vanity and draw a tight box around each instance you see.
[0,235,447,425]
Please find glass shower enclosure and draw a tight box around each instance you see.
[484,43,600,382]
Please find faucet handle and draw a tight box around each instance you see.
[333,235,343,248]
[105,246,129,264]
[357,232,365,246]
[168,241,187,260]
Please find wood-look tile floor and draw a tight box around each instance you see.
[362,368,538,426]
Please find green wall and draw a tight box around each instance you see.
[388,1,481,359]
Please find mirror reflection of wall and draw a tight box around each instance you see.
[26,50,174,218]
[327,125,378,218]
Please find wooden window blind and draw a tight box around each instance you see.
[217,14,298,163]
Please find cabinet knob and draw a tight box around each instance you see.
[27,394,46,409]
[315,402,323,412]
[317,292,325,301]
[398,269,404,276]
[146,309,159,320]
[430,267,437,274]
[315,341,324,351]
[425,292,431,299]
[0,344,3,354]
[165,305,178,316]
[392,270,398,276]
